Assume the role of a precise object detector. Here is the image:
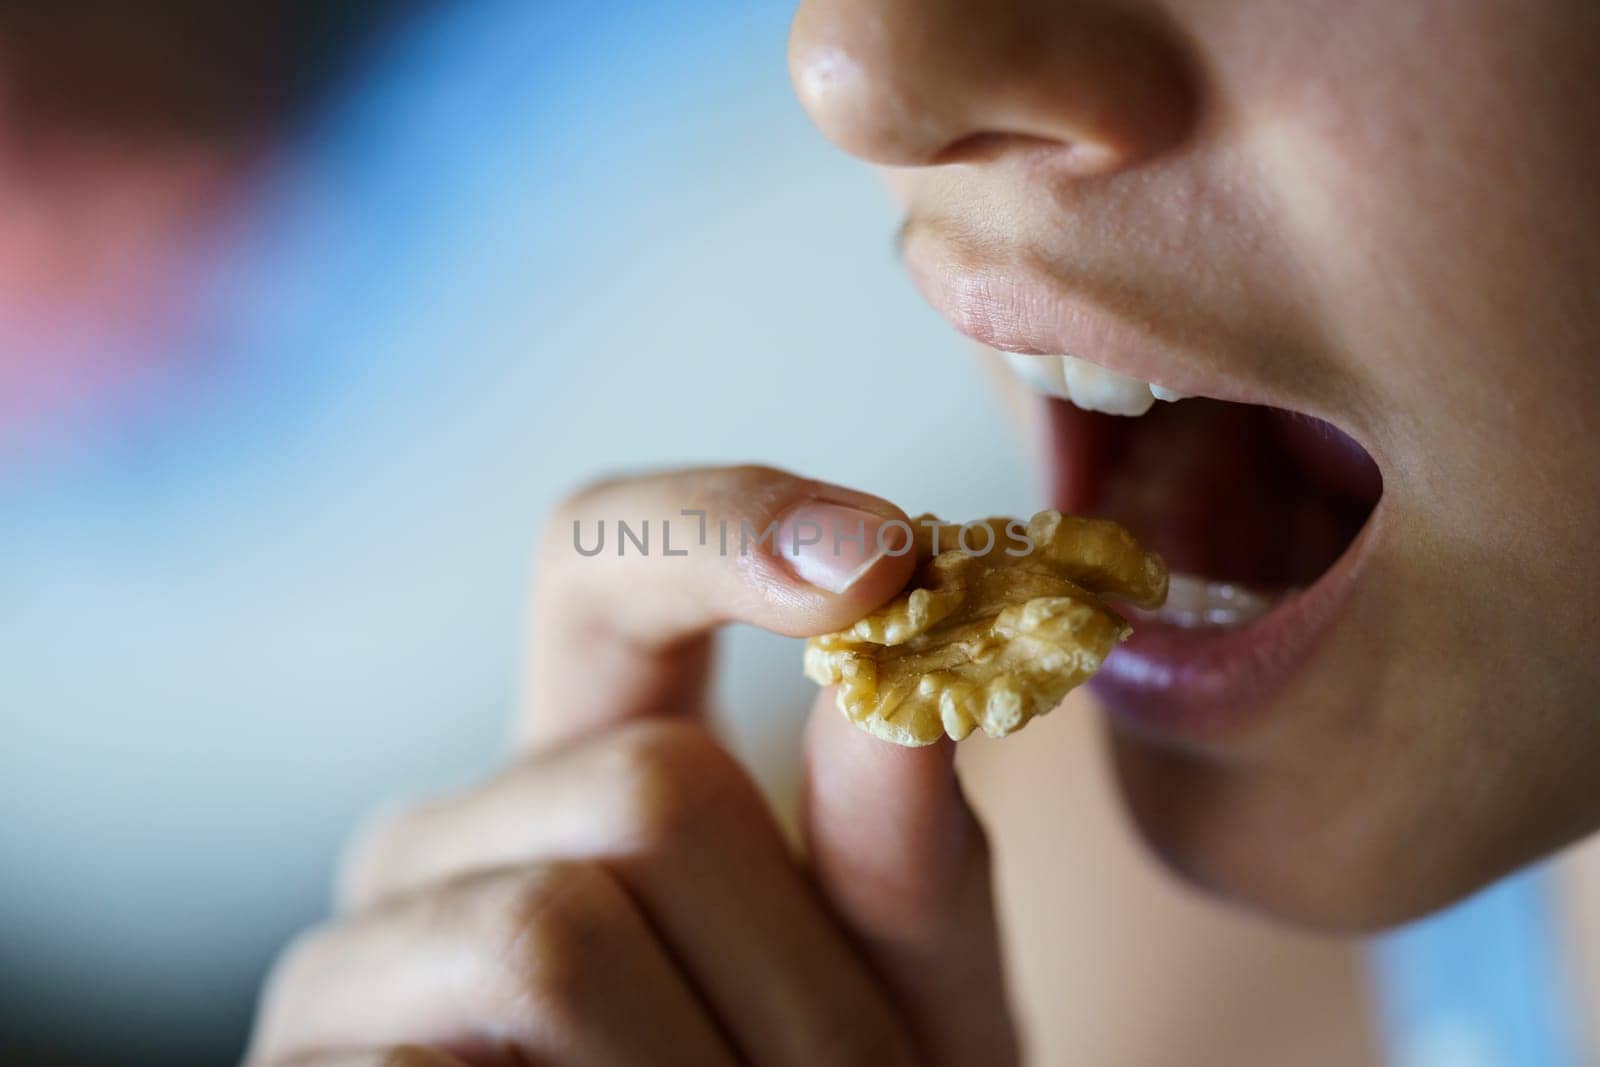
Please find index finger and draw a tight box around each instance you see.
[522,465,916,750]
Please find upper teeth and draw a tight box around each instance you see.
[1003,353,1189,416]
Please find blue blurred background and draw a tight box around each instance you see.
[0,2,1028,1061]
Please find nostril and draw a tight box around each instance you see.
[931,132,1046,167]
[930,131,1120,173]
[791,1,1199,173]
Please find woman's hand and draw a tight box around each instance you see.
[246,466,1020,1067]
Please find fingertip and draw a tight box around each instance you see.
[769,499,918,621]
[526,464,917,746]
[800,694,960,857]
[800,689,1003,971]
[804,686,957,795]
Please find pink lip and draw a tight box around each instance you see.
[1034,387,1384,745]
[901,228,1288,413]
[1082,485,1383,745]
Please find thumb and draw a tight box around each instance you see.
[802,688,1021,1067]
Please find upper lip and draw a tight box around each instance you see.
[898,217,1289,413]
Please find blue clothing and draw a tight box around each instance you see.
[1370,867,1585,1066]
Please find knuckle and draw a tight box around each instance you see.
[537,470,654,574]
[261,921,336,1002]
[335,803,420,912]
[491,862,631,1022]
[334,787,473,913]
[247,922,342,1059]
[603,720,760,850]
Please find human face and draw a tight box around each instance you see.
[790,0,1600,929]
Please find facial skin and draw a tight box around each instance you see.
[791,0,1600,929]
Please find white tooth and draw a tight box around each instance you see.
[1061,356,1156,417]
[1134,574,1281,630]
[1002,352,1071,399]
[1149,383,1191,402]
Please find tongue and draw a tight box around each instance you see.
[1044,398,1379,589]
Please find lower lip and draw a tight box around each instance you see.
[1084,506,1382,745]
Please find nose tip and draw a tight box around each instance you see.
[789,0,1196,173]
[787,18,950,168]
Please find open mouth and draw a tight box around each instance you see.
[1008,352,1385,739]
[895,225,1387,740]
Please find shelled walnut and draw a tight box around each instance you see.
[803,511,1168,746]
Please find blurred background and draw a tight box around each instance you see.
[10,4,1598,1066]
[0,2,1028,1062]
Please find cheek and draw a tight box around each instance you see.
[1237,0,1600,537]
[1239,0,1600,391]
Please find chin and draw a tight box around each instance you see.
[1104,728,1433,932]
[1099,663,1587,933]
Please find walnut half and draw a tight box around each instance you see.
[803,510,1168,746]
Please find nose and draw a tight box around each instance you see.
[789,0,1196,174]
